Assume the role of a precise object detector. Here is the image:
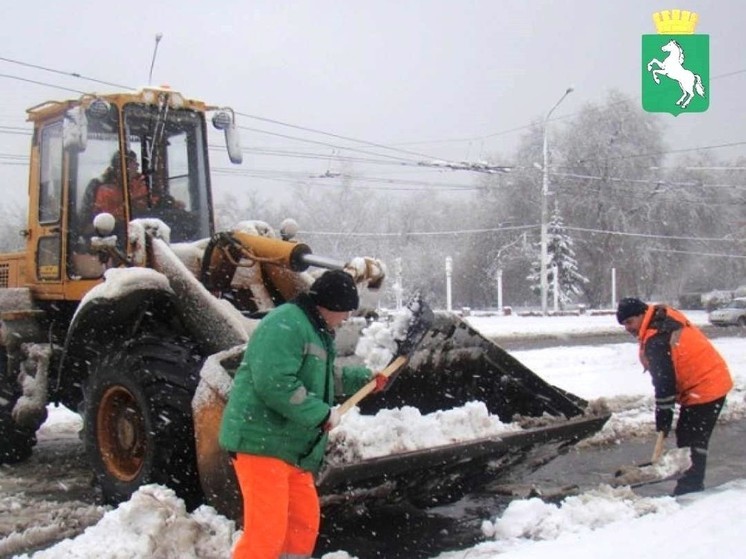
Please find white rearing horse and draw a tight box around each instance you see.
[647,39,705,109]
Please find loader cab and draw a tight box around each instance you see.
[24,88,244,292]
[67,92,216,278]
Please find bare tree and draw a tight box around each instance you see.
[558,90,666,306]
[213,191,284,232]
[653,153,746,296]
[462,140,546,308]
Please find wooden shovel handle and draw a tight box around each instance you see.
[651,431,666,464]
[337,355,408,416]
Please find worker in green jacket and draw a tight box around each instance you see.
[219,269,385,559]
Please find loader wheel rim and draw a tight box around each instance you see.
[97,385,146,482]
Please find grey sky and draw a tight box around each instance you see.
[2,0,745,208]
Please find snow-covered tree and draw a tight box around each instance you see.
[527,203,588,308]
[558,90,665,306]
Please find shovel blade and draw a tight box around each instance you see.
[611,447,691,488]
[613,432,667,478]
[395,293,434,358]
[614,461,653,477]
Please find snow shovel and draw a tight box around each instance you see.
[615,431,666,477]
[338,294,434,415]
[611,431,688,488]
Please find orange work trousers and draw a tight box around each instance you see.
[231,453,320,559]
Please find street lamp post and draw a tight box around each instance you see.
[540,87,573,315]
[445,256,453,312]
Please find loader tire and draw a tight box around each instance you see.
[0,347,37,464]
[83,337,203,509]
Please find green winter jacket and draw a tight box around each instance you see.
[219,294,372,473]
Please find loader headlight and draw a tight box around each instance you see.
[93,213,116,236]
[212,111,233,130]
[280,218,299,240]
[87,98,111,120]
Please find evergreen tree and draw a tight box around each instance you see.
[527,203,588,309]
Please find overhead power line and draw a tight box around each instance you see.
[236,123,509,174]
[300,224,538,238]
[0,73,87,95]
[570,141,746,166]
[550,170,746,191]
[410,66,746,148]
[2,55,744,185]
[212,166,484,191]
[0,56,130,89]
[298,222,743,245]
[237,111,440,162]
[565,226,740,243]
[237,124,418,165]
[648,247,746,259]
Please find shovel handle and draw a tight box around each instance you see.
[337,355,408,416]
[651,431,666,464]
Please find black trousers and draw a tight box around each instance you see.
[676,396,726,450]
[675,396,726,485]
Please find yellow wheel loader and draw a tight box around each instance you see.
[0,87,608,520]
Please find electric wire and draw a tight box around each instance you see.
[0,56,131,89]
[3,55,746,174]
[1,55,744,252]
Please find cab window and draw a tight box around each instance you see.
[39,123,63,224]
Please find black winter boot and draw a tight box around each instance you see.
[673,449,706,496]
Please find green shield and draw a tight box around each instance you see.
[642,34,709,115]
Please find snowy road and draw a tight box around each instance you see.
[0,412,101,557]
[316,418,746,558]
[1,322,743,558]
[5,412,745,559]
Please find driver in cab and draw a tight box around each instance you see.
[90,150,155,220]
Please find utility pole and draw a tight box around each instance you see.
[394,257,403,310]
[540,87,573,315]
[445,256,453,312]
[496,268,503,312]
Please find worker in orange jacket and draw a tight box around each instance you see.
[91,151,152,220]
[617,297,733,495]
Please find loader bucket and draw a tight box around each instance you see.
[353,311,589,420]
[193,311,609,521]
[317,414,609,509]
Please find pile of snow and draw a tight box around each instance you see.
[17,477,746,559]
[353,306,414,370]
[483,484,678,541]
[325,402,522,465]
[436,480,746,559]
[14,485,236,559]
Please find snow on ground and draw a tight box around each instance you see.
[464,309,709,340]
[8,311,746,558]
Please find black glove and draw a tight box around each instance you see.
[655,407,673,436]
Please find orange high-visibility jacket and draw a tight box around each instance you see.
[93,175,153,220]
[638,305,732,406]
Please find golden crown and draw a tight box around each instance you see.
[653,10,698,34]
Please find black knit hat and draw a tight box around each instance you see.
[309,270,359,312]
[616,297,648,324]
